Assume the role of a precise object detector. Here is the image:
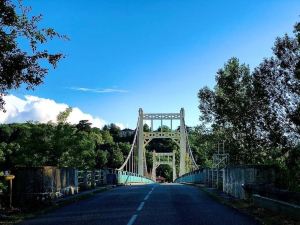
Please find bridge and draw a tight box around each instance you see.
[116,108,198,184]
[19,109,260,225]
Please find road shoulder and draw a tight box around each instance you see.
[182,183,299,225]
[0,185,116,225]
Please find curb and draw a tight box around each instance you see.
[54,185,116,206]
[181,182,264,225]
[1,185,116,224]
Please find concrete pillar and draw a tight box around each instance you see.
[179,108,186,176]
[152,150,156,181]
[138,108,144,176]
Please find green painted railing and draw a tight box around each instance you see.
[174,169,204,183]
[117,171,154,185]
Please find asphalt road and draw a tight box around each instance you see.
[20,183,260,225]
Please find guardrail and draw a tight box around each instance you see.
[175,169,205,183]
[117,170,154,185]
[78,169,154,187]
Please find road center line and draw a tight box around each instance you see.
[137,201,145,211]
[126,187,155,225]
[144,187,154,201]
[127,214,138,225]
[144,194,150,201]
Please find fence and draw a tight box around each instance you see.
[175,165,276,199]
[2,167,154,208]
[117,170,154,185]
[77,169,118,189]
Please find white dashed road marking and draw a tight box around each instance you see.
[127,214,138,225]
[126,185,156,225]
[144,194,150,201]
[137,202,145,211]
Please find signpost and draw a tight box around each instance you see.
[4,173,15,208]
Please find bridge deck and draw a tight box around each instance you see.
[20,184,259,225]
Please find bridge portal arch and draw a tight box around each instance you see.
[138,108,187,177]
[152,151,176,181]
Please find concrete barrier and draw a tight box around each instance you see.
[12,166,78,207]
[9,167,153,208]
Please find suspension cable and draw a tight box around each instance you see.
[183,118,199,170]
[117,116,140,171]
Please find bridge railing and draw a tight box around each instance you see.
[78,169,154,188]
[175,168,225,189]
[116,115,155,184]
[175,168,205,183]
[78,169,120,189]
[117,170,154,185]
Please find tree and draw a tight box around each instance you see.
[95,150,108,168]
[0,144,6,192]
[251,21,300,191]
[59,130,96,169]
[51,123,76,166]
[76,120,92,133]
[253,22,300,149]
[57,107,72,123]
[118,142,131,157]
[196,20,300,190]
[0,0,67,111]
[108,123,121,142]
[108,144,124,168]
[188,126,216,167]
[101,130,114,144]
[198,58,262,164]
[156,165,172,182]
[143,124,150,132]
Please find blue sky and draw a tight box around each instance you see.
[9,0,300,128]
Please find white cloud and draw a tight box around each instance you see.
[70,87,128,94]
[0,95,106,128]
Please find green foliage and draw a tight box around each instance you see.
[96,150,108,168]
[57,107,72,123]
[101,130,114,144]
[76,120,92,133]
[59,130,97,169]
[188,126,215,167]
[156,165,172,182]
[108,144,124,168]
[0,121,133,172]
[196,20,300,190]
[107,123,121,142]
[0,0,68,111]
[145,125,179,177]
[198,58,262,164]
[147,126,178,155]
[118,142,131,156]
[0,151,6,192]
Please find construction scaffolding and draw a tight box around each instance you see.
[207,141,229,189]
